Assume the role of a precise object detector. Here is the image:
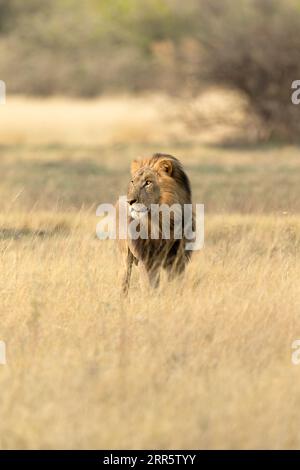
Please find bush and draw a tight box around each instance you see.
[0,0,186,96]
[1,0,300,139]
[190,0,300,139]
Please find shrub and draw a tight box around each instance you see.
[190,0,300,139]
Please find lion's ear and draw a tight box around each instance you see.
[157,159,173,176]
[131,159,142,176]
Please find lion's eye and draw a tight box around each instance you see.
[145,180,151,186]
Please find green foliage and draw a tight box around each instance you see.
[0,0,300,138]
[0,0,14,33]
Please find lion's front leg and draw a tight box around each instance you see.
[122,249,135,296]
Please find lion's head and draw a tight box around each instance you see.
[127,153,191,220]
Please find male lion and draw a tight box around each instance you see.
[118,153,193,295]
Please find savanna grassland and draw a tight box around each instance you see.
[1,94,300,449]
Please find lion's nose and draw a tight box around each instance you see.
[127,198,137,205]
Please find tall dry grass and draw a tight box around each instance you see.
[0,90,246,146]
[0,211,299,449]
[0,95,300,449]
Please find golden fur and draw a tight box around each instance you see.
[118,153,193,295]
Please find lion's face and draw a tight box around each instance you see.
[127,167,160,220]
[127,154,192,221]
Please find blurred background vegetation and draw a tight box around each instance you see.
[0,0,300,140]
